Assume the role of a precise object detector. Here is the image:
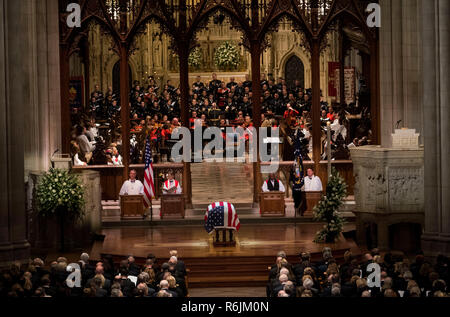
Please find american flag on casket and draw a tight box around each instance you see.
[204,202,240,233]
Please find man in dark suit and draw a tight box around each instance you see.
[115,269,136,297]
[156,280,178,297]
[31,258,50,288]
[127,256,141,276]
[169,250,187,277]
[146,253,160,272]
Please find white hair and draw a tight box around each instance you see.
[169,256,178,263]
[160,280,169,289]
[361,290,371,297]
[277,290,289,297]
[303,278,314,290]
[331,286,341,296]
[80,253,89,262]
[279,274,288,283]
[280,268,289,276]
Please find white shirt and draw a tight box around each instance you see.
[331,119,347,141]
[261,179,286,192]
[73,153,87,166]
[163,179,182,194]
[76,134,95,154]
[119,179,144,196]
[112,154,123,165]
[303,175,323,192]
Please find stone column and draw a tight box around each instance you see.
[379,0,424,147]
[0,0,33,266]
[421,0,450,256]
[24,0,61,177]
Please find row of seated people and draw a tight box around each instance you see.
[0,250,187,298]
[70,71,367,166]
[268,248,450,298]
[85,74,323,122]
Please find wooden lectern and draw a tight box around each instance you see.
[120,195,145,219]
[304,191,323,217]
[260,192,285,217]
[161,194,185,219]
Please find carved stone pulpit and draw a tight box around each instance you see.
[350,139,424,251]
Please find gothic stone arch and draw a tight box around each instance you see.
[279,48,310,89]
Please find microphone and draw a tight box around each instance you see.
[51,149,59,169]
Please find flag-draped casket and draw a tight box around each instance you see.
[204,202,240,233]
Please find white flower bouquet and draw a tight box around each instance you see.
[214,41,240,70]
[36,168,85,219]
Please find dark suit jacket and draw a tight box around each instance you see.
[160,288,178,297]
[175,260,187,277]
[117,278,135,297]
[95,288,108,297]
[86,278,111,292]
[128,263,141,277]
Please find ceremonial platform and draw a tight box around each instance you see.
[90,223,360,288]
[91,161,359,288]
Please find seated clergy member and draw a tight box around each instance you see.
[119,169,144,195]
[163,172,182,194]
[262,173,286,192]
[303,168,323,192]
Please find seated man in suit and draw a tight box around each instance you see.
[162,172,182,194]
[169,250,186,277]
[262,173,285,192]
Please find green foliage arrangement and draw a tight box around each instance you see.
[188,47,202,68]
[36,168,85,219]
[214,41,240,70]
[313,167,347,243]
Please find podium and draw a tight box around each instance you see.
[260,191,285,217]
[161,194,185,219]
[120,195,145,219]
[304,191,323,217]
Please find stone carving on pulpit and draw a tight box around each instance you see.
[350,140,424,251]
[388,168,423,209]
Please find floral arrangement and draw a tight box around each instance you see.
[313,167,347,243]
[188,47,202,69]
[214,41,240,70]
[35,168,85,219]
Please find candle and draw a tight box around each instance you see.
[327,121,332,177]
